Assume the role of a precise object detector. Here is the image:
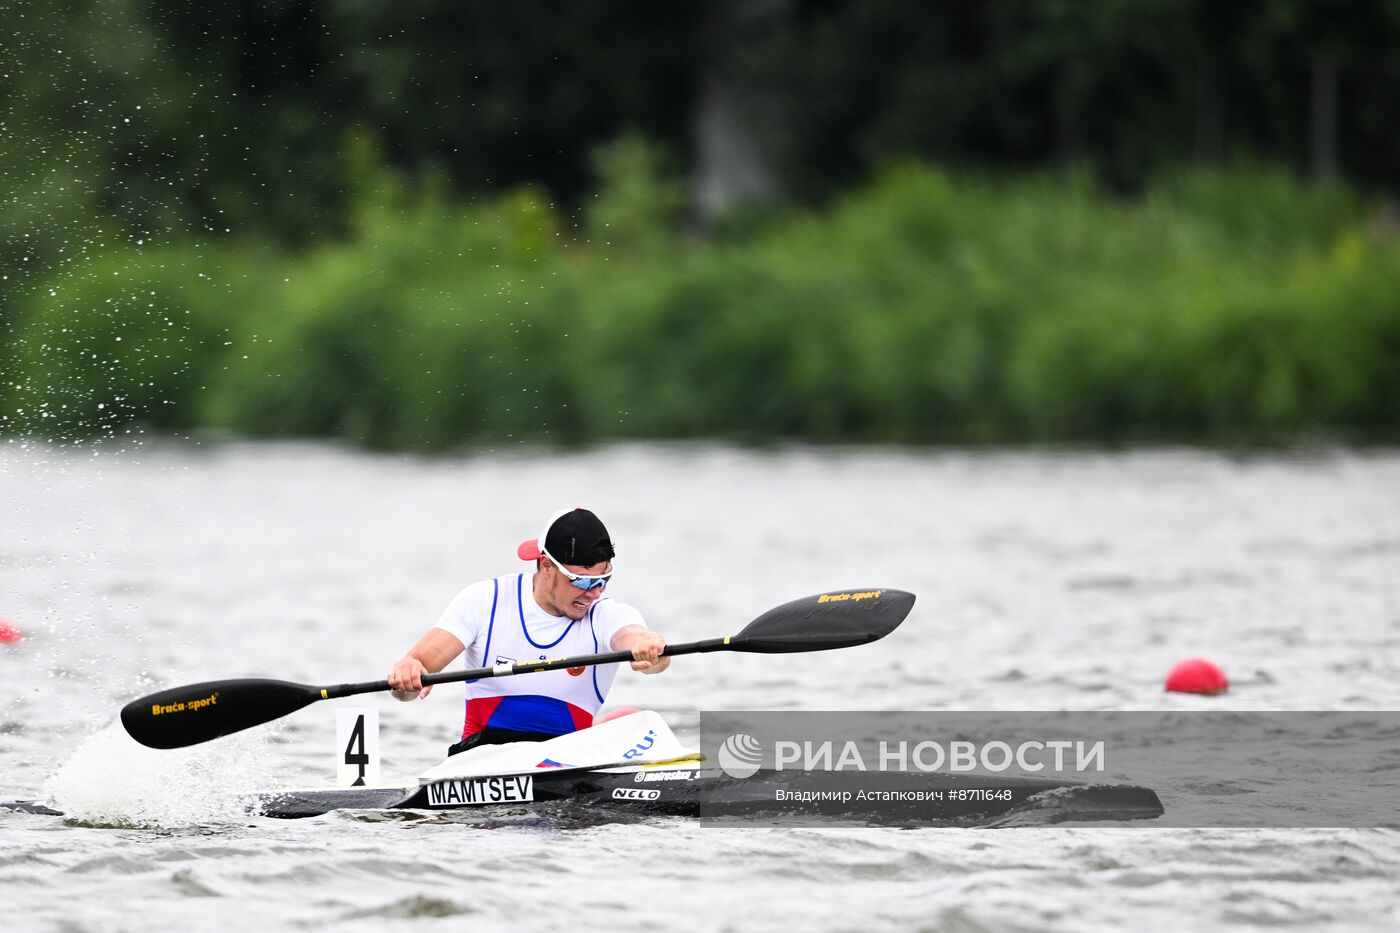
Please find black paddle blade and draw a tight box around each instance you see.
[120,678,323,749]
[730,588,915,654]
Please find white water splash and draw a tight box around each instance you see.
[45,723,293,828]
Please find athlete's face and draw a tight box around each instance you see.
[537,558,611,619]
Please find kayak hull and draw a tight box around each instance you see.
[254,766,1164,824]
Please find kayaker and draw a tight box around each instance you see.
[387,507,669,755]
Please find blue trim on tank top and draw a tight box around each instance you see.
[520,572,576,649]
[464,576,500,687]
[589,604,606,705]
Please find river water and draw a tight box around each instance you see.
[2,440,1399,931]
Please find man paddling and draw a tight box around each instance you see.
[388,508,668,755]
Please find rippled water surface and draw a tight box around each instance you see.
[3,441,1400,931]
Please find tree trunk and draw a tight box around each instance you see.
[1195,55,1225,164]
[693,0,789,222]
[1310,57,1338,182]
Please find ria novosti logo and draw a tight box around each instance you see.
[716,733,1107,778]
[717,733,764,779]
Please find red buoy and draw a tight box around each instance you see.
[0,620,21,645]
[1165,657,1228,695]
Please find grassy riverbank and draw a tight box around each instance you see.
[4,164,1398,447]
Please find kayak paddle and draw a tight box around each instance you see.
[120,587,915,750]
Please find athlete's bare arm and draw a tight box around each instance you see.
[388,628,466,700]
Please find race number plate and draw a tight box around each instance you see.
[336,708,380,787]
[425,775,535,808]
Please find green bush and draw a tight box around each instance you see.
[201,186,580,448]
[5,162,1398,447]
[1,244,269,439]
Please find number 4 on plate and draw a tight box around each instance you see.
[336,708,381,787]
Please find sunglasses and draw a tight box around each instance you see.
[543,550,614,591]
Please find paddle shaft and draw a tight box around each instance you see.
[321,637,730,700]
[120,588,914,749]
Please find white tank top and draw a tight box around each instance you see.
[432,572,643,737]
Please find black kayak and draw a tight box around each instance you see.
[250,765,1163,824]
[1,766,1162,825]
